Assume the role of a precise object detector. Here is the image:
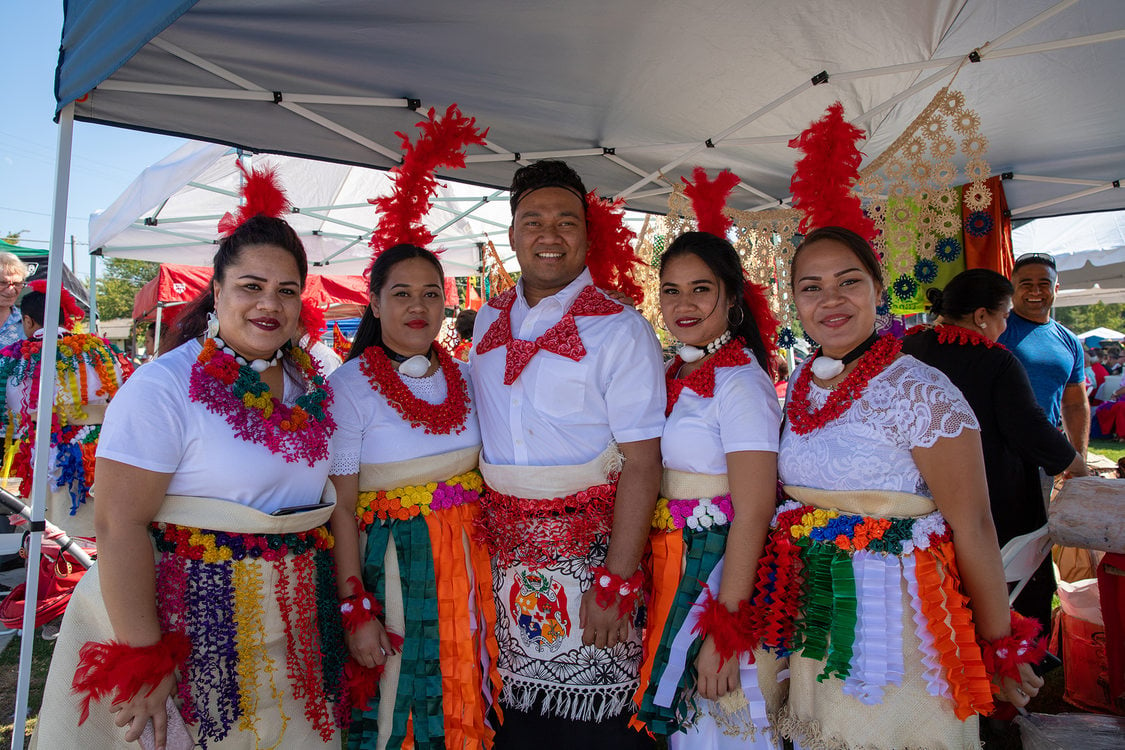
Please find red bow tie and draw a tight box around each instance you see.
[504,313,585,384]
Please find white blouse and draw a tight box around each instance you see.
[96,339,331,513]
[662,350,781,476]
[778,355,978,497]
[327,355,481,475]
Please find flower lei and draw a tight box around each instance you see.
[355,470,482,531]
[189,339,334,466]
[786,333,902,435]
[651,494,734,532]
[905,323,1004,350]
[665,336,751,416]
[589,566,645,618]
[359,344,469,435]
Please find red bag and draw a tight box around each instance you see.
[0,532,96,629]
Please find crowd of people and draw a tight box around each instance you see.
[21,107,1080,750]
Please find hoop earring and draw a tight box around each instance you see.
[727,305,745,328]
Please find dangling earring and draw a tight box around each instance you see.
[727,305,745,327]
[207,311,221,339]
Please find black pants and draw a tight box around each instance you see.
[493,703,655,750]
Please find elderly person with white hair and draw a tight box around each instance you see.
[0,252,28,348]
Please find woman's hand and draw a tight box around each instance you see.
[993,661,1045,708]
[694,635,741,700]
[111,671,177,746]
[346,618,395,669]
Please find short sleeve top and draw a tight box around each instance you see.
[778,355,978,496]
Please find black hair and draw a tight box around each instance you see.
[171,215,308,350]
[509,160,587,215]
[19,290,46,327]
[346,244,445,362]
[790,226,884,291]
[926,268,1013,320]
[660,231,773,374]
[455,308,477,341]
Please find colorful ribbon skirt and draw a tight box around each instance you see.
[151,521,347,749]
[350,469,500,750]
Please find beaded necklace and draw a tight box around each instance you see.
[189,338,334,465]
[786,333,902,435]
[359,344,469,435]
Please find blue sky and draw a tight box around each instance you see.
[0,3,185,271]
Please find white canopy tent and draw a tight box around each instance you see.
[17,0,1125,741]
[89,140,530,277]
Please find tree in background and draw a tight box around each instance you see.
[96,258,160,319]
[1054,301,1125,334]
[3,231,25,245]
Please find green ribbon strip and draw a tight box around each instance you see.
[820,550,857,682]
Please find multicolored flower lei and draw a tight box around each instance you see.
[189,338,334,466]
[651,494,734,532]
[771,498,951,555]
[359,344,469,435]
[786,333,902,435]
[355,470,483,530]
[905,323,1004,349]
[151,522,334,563]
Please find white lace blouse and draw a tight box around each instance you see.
[778,355,978,497]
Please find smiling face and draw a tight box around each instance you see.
[212,243,303,361]
[1011,262,1058,323]
[371,256,446,357]
[0,268,24,311]
[793,238,882,359]
[659,252,732,348]
[509,187,588,306]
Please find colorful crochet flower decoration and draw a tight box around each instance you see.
[964,211,994,238]
[876,291,891,316]
[777,327,797,349]
[892,274,919,301]
[935,237,962,262]
[914,258,939,284]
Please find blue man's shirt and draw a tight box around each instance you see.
[998,313,1083,426]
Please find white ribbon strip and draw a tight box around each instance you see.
[653,557,725,707]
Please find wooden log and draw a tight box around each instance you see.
[1049,477,1125,553]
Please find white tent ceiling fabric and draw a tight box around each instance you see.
[57,0,1125,222]
[1013,209,1125,293]
[89,141,526,276]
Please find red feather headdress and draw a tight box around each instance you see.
[217,161,291,237]
[681,168,778,359]
[788,101,876,244]
[585,192,645,304]
[300,298,327,343]
[368,104,488,263]
[26,279,83,329]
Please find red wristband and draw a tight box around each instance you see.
[691,586,758,667]
[590,566,645,618]
[340,576,383,633]
[72,630,191,725]
[979,610,1047,683]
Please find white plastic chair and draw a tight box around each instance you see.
[1000,525,1054,604]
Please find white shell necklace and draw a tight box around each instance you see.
[678,330,732,364]
[213,337,283,373]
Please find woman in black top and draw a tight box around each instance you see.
[901,268,1086,630]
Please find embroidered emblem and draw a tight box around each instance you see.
[509,571,571,652]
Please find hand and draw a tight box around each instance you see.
[579,587,631,649]
[111,672,177,746]
[1063,453,1090,478]
[994,661,1044,708]
[346,618,395,669]
[604,290,637,308]
[694,635,741,700]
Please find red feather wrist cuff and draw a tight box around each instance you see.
[691,587,758,667]
[71,631,191,725]
[340,576,383,633]
[979,610,1047,683]
[590,566,645,618]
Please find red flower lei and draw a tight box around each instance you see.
[905,323,1004,350]
[785,334,902,435]
[665,337,751,416]
[359,344,469,435]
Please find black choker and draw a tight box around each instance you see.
[810,331,879,379]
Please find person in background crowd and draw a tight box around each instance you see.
[998,253,1089,460]
[0,252,28,349]
[763,226,1044,749]
[1086,347,1108,405]
[471,160,664,749]
[774,358,790,400]
[902,269,1086,632]
[453,308,477,362]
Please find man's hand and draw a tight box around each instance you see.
[578,587,631,649]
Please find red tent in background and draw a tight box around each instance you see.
[133,263,369,330]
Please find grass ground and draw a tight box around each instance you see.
[0,633,55,749]
[1089,438,1125,464]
